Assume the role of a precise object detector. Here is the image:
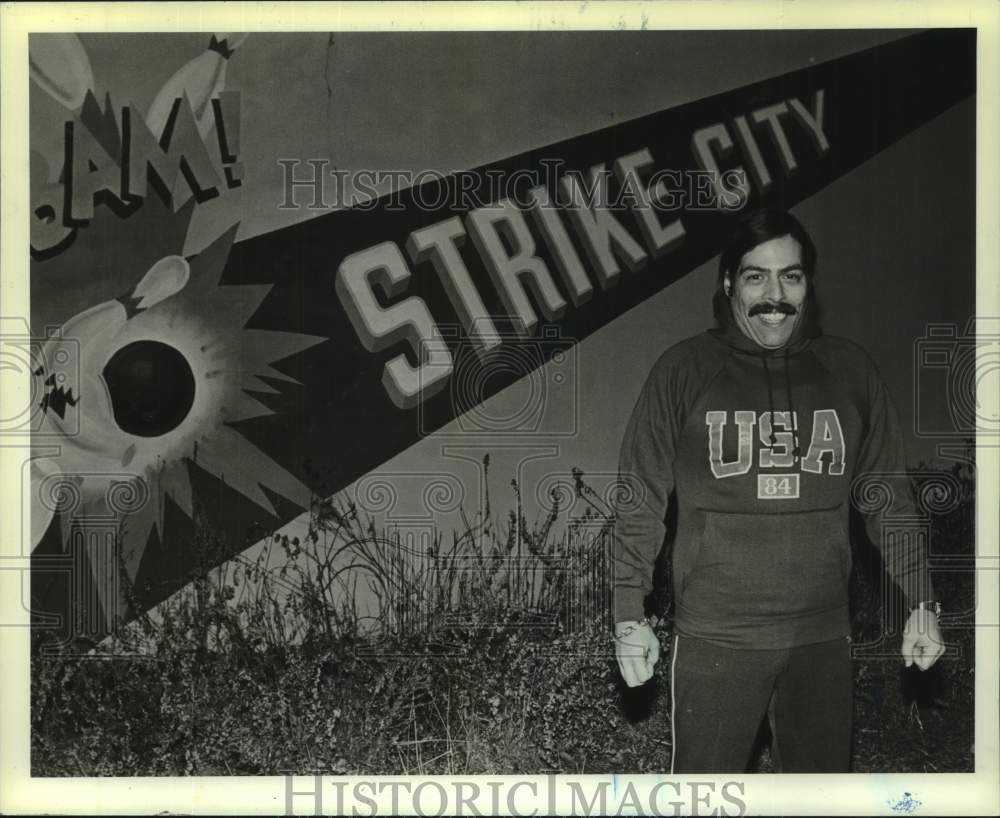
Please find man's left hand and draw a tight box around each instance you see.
[901,608,945,670]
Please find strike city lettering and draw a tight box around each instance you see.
[32,84,829,410]
[336,91,829,410]
[706,409,846,479]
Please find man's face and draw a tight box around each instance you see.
[725,234,808,349]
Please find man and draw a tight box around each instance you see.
[613,207,944,773]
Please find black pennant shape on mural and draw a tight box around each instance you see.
[31,28,975,639]
[228,27,975,502]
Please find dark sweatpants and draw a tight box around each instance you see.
[669,633,853,773]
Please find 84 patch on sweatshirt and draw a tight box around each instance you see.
[614,312,934,649]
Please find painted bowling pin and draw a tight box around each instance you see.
[29,33,95,111]
[145,33,248,139]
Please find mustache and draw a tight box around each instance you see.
[748,301,798,317]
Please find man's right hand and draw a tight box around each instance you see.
[614,620,660,687]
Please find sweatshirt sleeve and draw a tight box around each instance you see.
[854,356,936,608]
[614,353,681,623]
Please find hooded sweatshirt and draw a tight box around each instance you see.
[614,303,934,650]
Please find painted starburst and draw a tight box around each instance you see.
[30,90,325,634]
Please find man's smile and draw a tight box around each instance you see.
[756,312,791,327]
[748,300,798,329]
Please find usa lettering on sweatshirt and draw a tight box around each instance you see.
[614,311,934,649]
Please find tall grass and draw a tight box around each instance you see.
[97,455,615,654]
[32,458,631,774]
[31,454,975,775]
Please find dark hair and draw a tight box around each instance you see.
[712,208,819,326]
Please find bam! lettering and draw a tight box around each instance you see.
[30,92,242,259]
